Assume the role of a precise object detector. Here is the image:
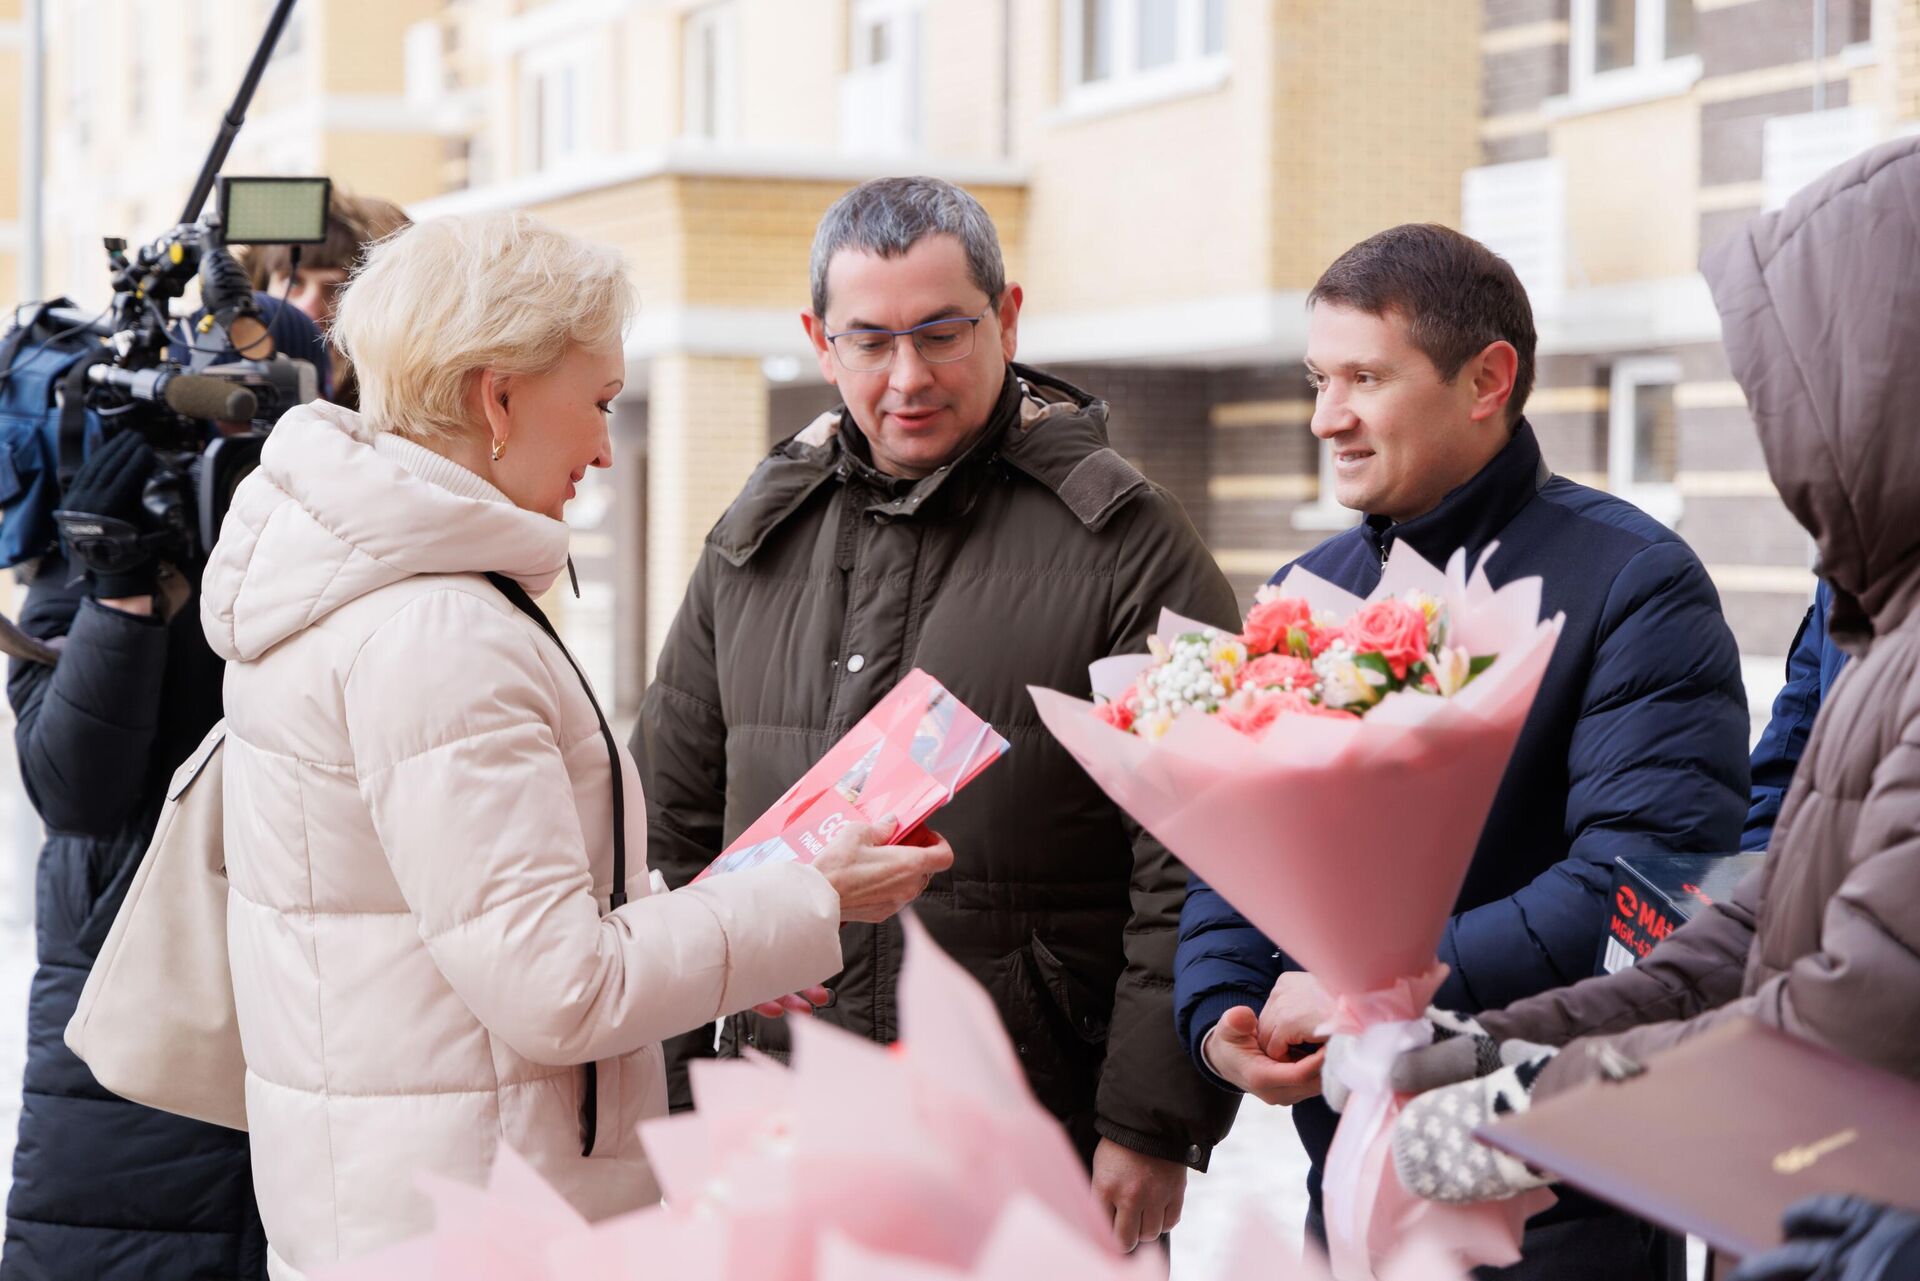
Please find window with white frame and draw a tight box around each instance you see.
[406,21,450,108]
[523,42,591,172]
[1461,158,1567,315]
[1063,0,1227,110]
[1763,108,1879,210]
[682,3,739,143]
[839,0,922,153]
[1608,357,1682,526]
[1568,0,1697,103]
[1847,0,1874,46]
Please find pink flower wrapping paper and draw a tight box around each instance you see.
[320,915,1481,1281]
[1030,544,1566,1280]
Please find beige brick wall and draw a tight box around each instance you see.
[1012,0,1273,311]
[677,177,868,311]
[678,176,1026,312]
[0,39,19,218]
[1271,0,1481,286]
[1553,94,1701,286]
[734,0,848,150]
[321,133,455,206]
[317,0,440,94]
[624,8,684,148]
[919,0,1012,160]
[530,177,686,312]
[646,354,768,665]
[528,173,1025,317]
[1896,0,1920,122]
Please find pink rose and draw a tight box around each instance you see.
[1217,689,1314,739]
[1242,653,1319,693]
[1094,686,1139,733]
[1341,599,1430,679]
[1242,596,1316,656]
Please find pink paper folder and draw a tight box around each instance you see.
[1030,544,1566,1281]
[695,670,1008,882]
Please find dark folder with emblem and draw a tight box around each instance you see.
[1477,1017,1920,1259]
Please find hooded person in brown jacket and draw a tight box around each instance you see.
[633,177,1240,1254]
[1365,136,1920,1213]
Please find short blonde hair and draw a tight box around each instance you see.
[331,211,635,442]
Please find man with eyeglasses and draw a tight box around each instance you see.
[636,176,1239,1254]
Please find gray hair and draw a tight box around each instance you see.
[808,176,1007,318]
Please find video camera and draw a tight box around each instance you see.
[0,0,324,637]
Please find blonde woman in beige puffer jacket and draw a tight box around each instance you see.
[201,213,950,1279]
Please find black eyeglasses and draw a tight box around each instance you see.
[823,309,991,373]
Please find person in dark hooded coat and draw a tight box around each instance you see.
[2,433,275,1276]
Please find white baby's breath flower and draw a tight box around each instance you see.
[1314,649,1380,709]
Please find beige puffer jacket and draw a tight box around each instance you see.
[1480,137,1920,1094]
[202,402,843,1279]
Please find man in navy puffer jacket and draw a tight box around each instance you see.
[1172,225,1749,1280]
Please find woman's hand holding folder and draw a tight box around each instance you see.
[814,818,954,923]
[748,820,954,1018]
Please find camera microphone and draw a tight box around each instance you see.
[166,374,258,422]
[87,365,259,421]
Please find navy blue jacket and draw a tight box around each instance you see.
[1743,581,1846,851]
[1173,421,1750,1221]
[4,555,266,1279]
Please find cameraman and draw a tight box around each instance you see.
[246,188,409,409]
[0,318,321,1280]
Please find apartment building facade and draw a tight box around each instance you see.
[393,0,1481,710]
[1462,0,1916,666]
[19,0,1895,714]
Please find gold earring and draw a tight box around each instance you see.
[491,437,507,462]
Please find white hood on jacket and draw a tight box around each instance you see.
[201,400,568,662]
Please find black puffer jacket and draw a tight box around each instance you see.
[638,366,1241,1168]
[3,552,265,1279]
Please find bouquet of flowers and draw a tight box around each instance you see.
[1092,586,1496,741]
[1030,544,1565,1280]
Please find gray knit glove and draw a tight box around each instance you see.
[1393,1009,1559,1095]
[1325,1007,1491,1114]
[1391,1045,1556,1204]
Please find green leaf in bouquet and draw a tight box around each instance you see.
[1353,651,1399,690]
[1287,627,1313,660]
[1469,653,1498,677]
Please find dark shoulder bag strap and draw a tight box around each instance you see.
[485,571,626,1156]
